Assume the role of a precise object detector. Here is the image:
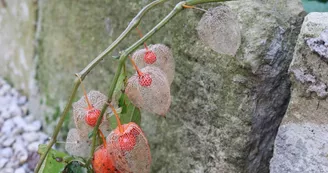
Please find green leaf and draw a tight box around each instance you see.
[63,161,87,173]
[38,145,89,173]
[112,65,127,105]
[37,144,69,173]
[109,94,141,129]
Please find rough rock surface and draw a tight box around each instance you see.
[0,0,36,95]
[0,77,49,173]
[270,13,328,173]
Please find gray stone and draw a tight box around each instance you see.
[27,141,39,152]
[0,0,36,95]
[0,158,8,169]
[0,148,13,158]
[270,13,328,173]
[1,119,15,134]
[306,29,328,60]
[2,137,15,147]
[14,167,26,173]
[24,120,41,132]
[2,168,14,173]
[9,104,22,117]
[270,124,328,173]
[22,132,39,143]
[12,116,27,129]
[17,96,27,106]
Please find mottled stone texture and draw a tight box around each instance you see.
[34,0,304,172]
[270,13,328,173]
[0,0,36,95]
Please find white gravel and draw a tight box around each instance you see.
[0,78,49,173]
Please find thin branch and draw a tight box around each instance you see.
[77,0,168,79]
[34,78,81,173]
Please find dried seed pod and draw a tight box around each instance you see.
[73,90,110,137]
[125,66,171,116]
[65,128,92,158]
[197,5,241,56]
[132,44,175,84]
[107,122,151,173]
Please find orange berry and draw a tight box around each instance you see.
[92,146,118,173]
[138,73,152,87]
[84,108,101,127]
[118,133,136,151]
[144,50,157,64]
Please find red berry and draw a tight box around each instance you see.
[139,73,152,87]
[92,146,118,173]
[144,50,156,64]
[85,108,101,127]
[118,133,136,151]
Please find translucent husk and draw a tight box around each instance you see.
[72,90,111,137]
[65,128,92,158]
[197,5,241,56]
[132,44,175,84]
[125,66,171,116]
[107,122,151,173]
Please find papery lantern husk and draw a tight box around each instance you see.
[72,90,111,137]
[107,123,151,173]
[197,5,241,56]
[65,128,92,158]
[132,44,175,84]
[125,66,171,116]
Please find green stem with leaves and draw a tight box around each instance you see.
[35,0,228,172]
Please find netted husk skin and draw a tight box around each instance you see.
[65,128,92,158]
[72,90,111,137]
[107,123,151,173]
[132,44,175,84]
[125,66,171,116]
[197,5,241,56]
[92,145,118,173]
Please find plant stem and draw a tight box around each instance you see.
[34,78,80,173]
[77,0,167,79]
[34,1,166,172]
[186,0,229,6]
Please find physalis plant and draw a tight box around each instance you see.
[64,28,174,172]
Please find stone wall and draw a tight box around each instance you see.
[0,0,36,95]
[270,13,328,173]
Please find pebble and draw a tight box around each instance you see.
[0,77,49,173]
[27,142,39,152]
[3,137,15,147]
[2,167,14,173]
[15,167,26,173]
[2,120,15,134]
[0,147,13,158]
[24,121,41,132]
[22,132,39,142]
[0,158,8,169]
